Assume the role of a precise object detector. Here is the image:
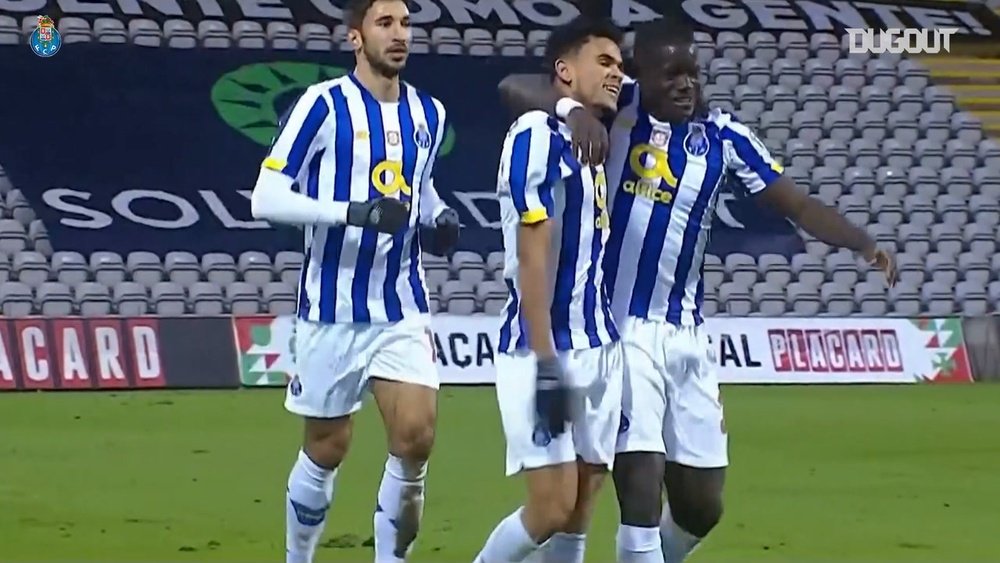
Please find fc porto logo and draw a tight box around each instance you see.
[289,375,303,397]
[29,15,62,58]
[414,123,432,149]
[684,123,709,157]
[531,422,552,447]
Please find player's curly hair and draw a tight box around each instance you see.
[544,15,624,79]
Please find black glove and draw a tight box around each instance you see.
[533,356,570,443]
[421,208,461,256]
[346,198,409,234]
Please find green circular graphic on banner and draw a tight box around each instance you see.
[211,61,455,157]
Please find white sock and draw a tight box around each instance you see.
[474,507,540,563]
[374,455,427,563]
[660,504,701,563]
[286,450,338,563]
[537,532,586,563]
[617,524,664,563]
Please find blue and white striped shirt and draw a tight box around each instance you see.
[263,74,448,324]
[496,111,619,353]
[604,79,784,327]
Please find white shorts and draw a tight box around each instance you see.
[615,317,728,468]
[495,341,623,477]
[285,315,438,419]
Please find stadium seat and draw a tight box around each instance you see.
[275,251,303,286]
[52,251,89,286]
[190,281,224,315]
[203,252,238,286]
[0,15,19,45]
[94,18,127,44]
[464,28,495,56]
[238,251,273,287]
[198,20,231,49]
[91,251,126,286]
[152,281,187,315]
[299,23,331,51]
[264,282,297,315]
[76,282,112,316]
[56,17,92,44]
[114,282,148,316]
[233,20,266,49]
[267,21,298,50]
[223,281,258,315]
[431,27,462,55]
[128,19,161,47]
[164,19,197,49]
[165,251,201,287]
[13,251,49,288]
[127,251,164,288]
[1,281,33,316]
[38,281,74,316]
[496,29,526,57]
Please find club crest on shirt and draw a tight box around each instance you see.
[414,124,432,149]
[651,127,669,147]
[387,130,401,146]
[685,123,709,157]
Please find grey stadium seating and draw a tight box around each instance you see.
[0,16,999,317]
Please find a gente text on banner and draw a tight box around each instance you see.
[3,0,999,37]
[233,315,974,387]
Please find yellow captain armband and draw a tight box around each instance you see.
[262,157,287,172]
[770,161,784,174]
[520,209,548,224]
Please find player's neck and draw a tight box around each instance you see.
[353,63,400,103]
[554,83,601,118]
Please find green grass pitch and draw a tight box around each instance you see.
[2,384,999,562]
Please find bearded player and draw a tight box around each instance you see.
[249,0,460,561]
[499,19,897,563]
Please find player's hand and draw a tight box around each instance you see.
[863,245,897,287]
[534,355,570,440]
[346,198,409,234]
[566,107,609,166]
[423,208,461,256]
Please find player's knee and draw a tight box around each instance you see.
[673,496,723,538]
[303,419,353,469]
[535,487,578,537]
[389,420,436,462]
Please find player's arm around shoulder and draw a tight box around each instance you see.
[716,112,896,284]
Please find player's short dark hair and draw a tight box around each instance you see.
[633,19,696,66]
[544,15,623,79]
[344,0,405,29]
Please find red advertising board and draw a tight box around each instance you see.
[0,317,166,390]
[0,315,246,391]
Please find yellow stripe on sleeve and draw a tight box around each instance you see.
[521,209,549,224]
[262,157,287,172]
